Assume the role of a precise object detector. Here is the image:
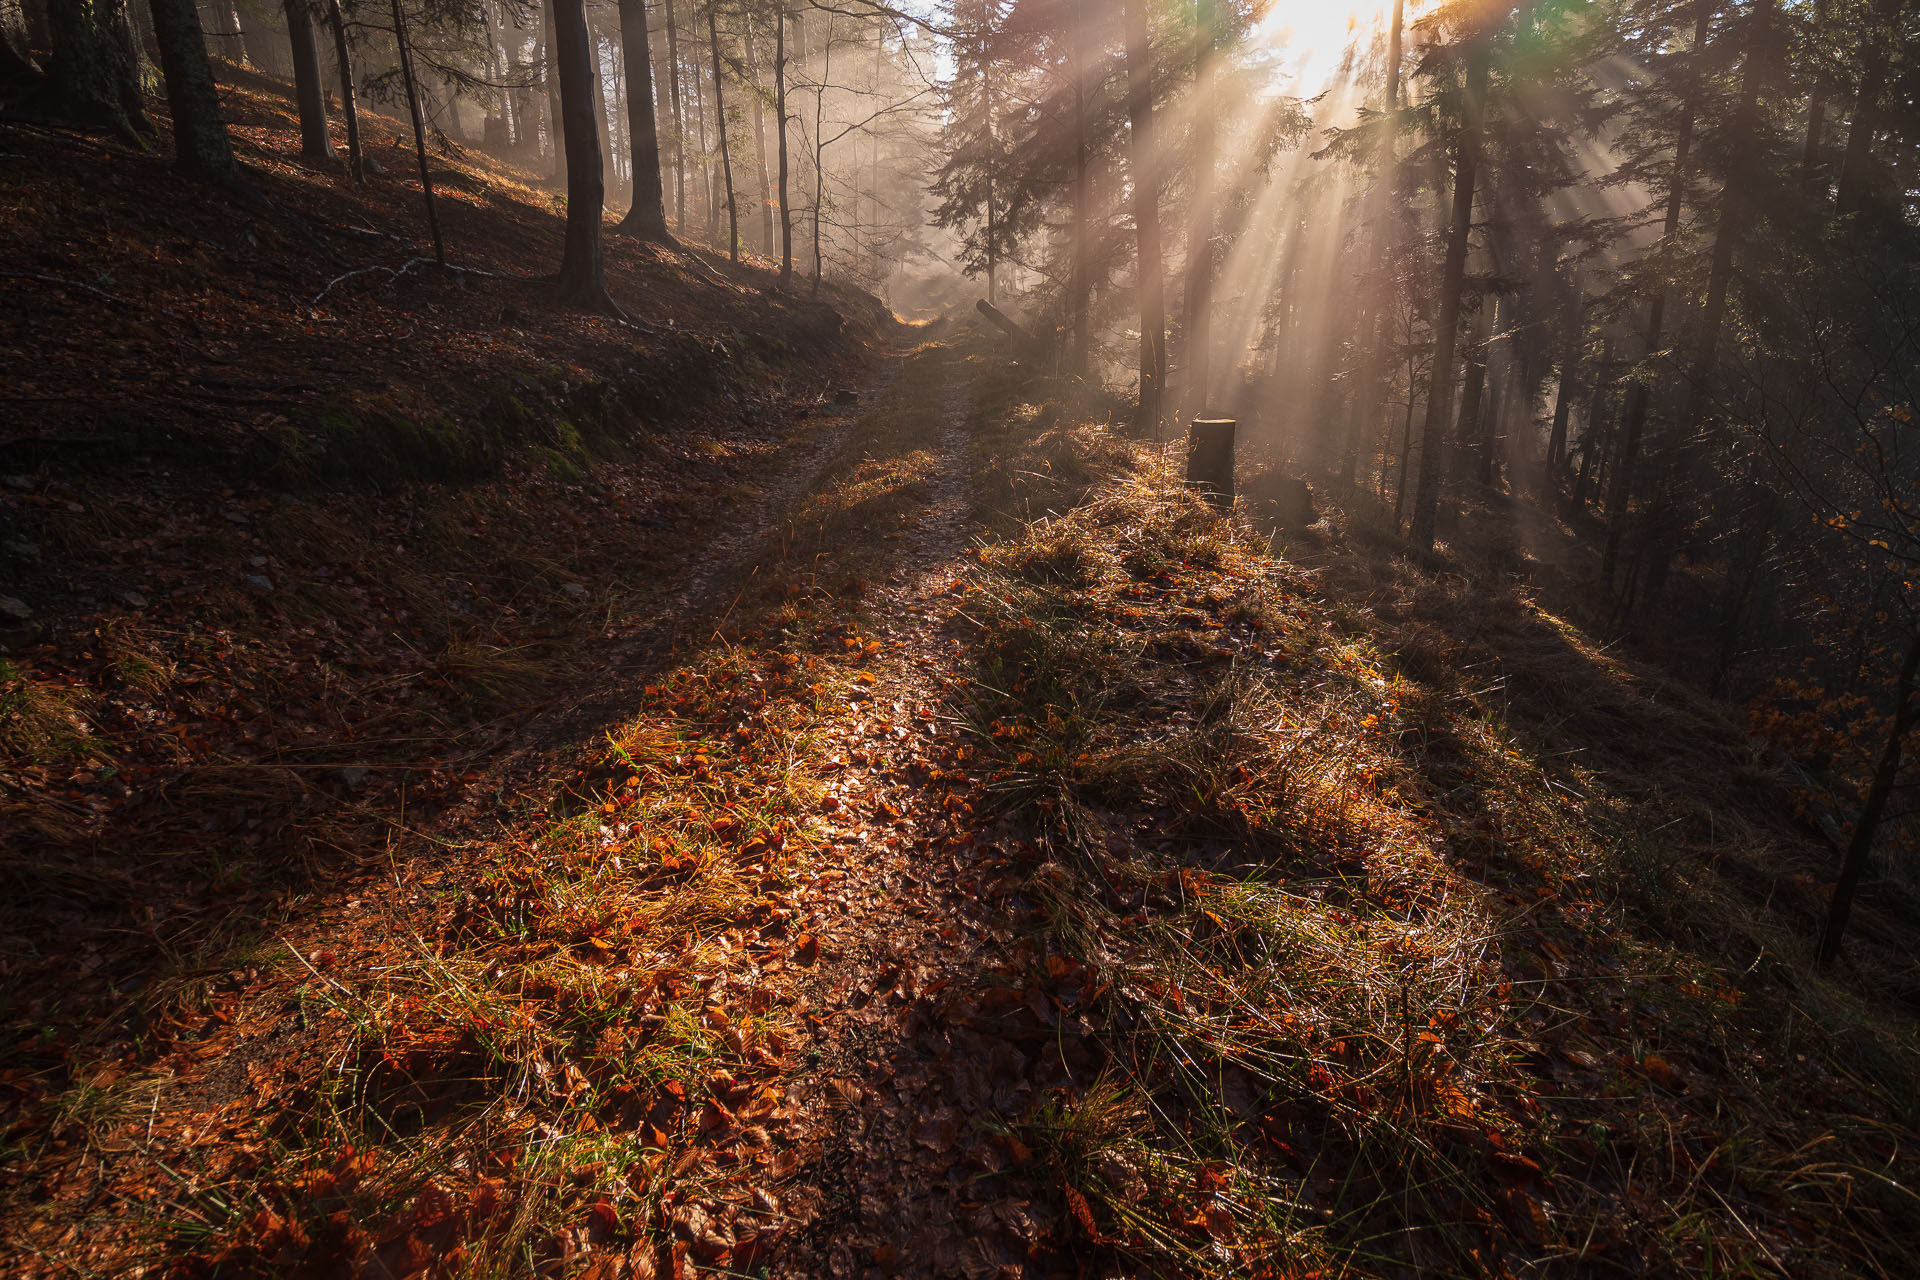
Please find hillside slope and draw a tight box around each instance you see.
[4,65,1918,1280]
[1,59,890,1152]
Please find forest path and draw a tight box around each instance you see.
[669,336,1051,1278]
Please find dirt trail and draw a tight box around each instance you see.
[730,347,1060,1279]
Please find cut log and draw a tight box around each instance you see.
[1185,418,1236,508]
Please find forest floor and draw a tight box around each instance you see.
[7,63,1920,1280]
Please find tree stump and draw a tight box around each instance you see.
[1185,419,1237,508]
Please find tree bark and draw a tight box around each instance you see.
[1817,628,1920,966]
[1408,41,1488,552]
[1182,0,1219,418]
[22,0,52,55]
[809,12,829,294]
[1834,0,1900,216]
[1343,0,1406,487]
[283,0,335,161]
[615,0,673,241]
[1802,0,1829,180]
[984,51,998,306]
[709,4,737,261]
[1603,0,1717,583]
[391,0,444,265]
[589,18,612,194]
[776,6,792,288]
[543,0,567,184]
[44,0,147,140]
[552,0,618,312]
[1545,292,1581,478]
[1667,0,1771,484]
[1454,302,1490,447]
[1125,0,1165,431]
[1185,419,1236,507]
[1064,0,1092,379]
[325,0,363,180]
[745,16,774,255]
[146,0,242,182]
[664,0,686,228]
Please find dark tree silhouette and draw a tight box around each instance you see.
[551,0,622,314]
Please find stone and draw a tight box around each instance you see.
[117,590,148,609]
[222,508,251,525]
[0,595,31,622]
[245,575,274,593]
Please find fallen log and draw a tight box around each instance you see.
[975,298,1041,352]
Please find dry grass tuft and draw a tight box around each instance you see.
[948,393,1920,1277]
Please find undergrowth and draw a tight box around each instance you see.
[949,380,1920,1277]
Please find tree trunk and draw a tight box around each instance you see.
[206,3,244,65]
[1065,0,1091,378]
[745,17,774,255]
[552,0,618,312]
[775,6,792,288]
[1478,297,1509,488]
[1817,628,1920,966]
[390,0,445,265]
[282,0,335,161]
[2,21,41,87]
[1834,0,1900,216]
[22,0,52,55]
[615,0,673,241]
[984,60,998,306]
[1454,302,1490,447]
[1408,41,1488,552]
[146,0,242,182]
[325,0,363,180]
[1707,488,1775,692]
[664,0,686,229]
[589,20,612,195]
[1343,0,1406,487]
[237,4,277,72]
[1668,0,1771,484]
[1803,0,1829,181]
[688,6,712,243]
[709,5,736,262]
[1185,419,1236,508]
[1182,0,1217,418]
[1545,293,1581,478]
[809,12,828,294]
[44,0,146,140]
[543,0,567,184]
[1125,0,1164,431]
[1600,0,1715,582]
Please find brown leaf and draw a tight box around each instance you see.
[1640,1054,1682,1090]
[913,1112,960,1153]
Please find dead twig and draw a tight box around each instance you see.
[0,270,193,328]
[309,256,509,306]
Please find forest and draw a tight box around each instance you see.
[3,0,1920,1276]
